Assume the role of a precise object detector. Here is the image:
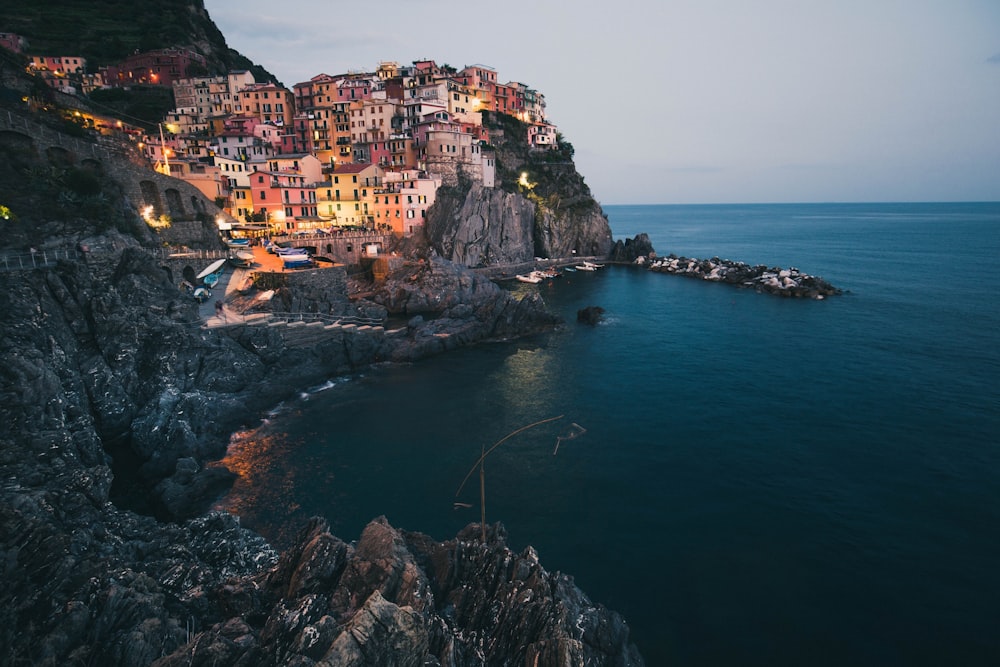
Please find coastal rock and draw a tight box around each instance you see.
[426,178,614,267]
[425,183,537,267]
[0,79,640,666]
[610,233,656,263]
[577,305,606,325]
[371,256,561,361]
[649,253,841,298]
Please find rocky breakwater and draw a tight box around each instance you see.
[649,254,842,299]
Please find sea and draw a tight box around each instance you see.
[213,202,1000,666]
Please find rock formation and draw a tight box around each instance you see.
[425,113,615,267]
[649,254,842,299]
[0,96,642,665]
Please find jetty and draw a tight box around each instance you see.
[647,254,841,299]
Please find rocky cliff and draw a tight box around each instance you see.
[0,105,643,663]
[425,112,615,266]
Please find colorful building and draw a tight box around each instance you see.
[105,48,206,87]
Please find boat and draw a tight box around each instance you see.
[563,265,577,272]
[203,271,222,288]
[192,286,211,303]
[516,272,542,284]
[196,258,227,280]
[575,263,598,271]
[229,250,254,268]
[274,246,309,256]
[281,255,315,269]
[225,237,250,248]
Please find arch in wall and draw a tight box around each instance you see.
[189,195,207,217]
[139,180,163,216]
[164,188,184,218]
[45,145,76,167]
[79,157,104,176]
[0,130,37,156]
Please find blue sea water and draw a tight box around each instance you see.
[214,202,1000,666]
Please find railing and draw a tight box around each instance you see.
[264,311,384,327]
[209,309,384,330]
[0,248,83,271]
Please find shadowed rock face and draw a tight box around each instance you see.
[426,182,614,267]
[150,518,643,666]
[0,80,641,663]
[1,242,643,665]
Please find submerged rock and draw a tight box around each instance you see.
[577,305,606,325]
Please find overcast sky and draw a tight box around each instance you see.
[205,0,1000,205]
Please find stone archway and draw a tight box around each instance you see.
[190,195,206,217]
[45,145,75,167]
[164,188,184,219]
[0,130,37,156]
[80,158,104,176]
[139,180,164,216]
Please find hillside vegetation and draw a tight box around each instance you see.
[0,0,274,81]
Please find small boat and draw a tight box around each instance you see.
[281,256,315,269]
[225,237,250,248]
[563,265,577,272]
[192,286,211,302]
[196,258,227,280]
[229,250,254,268]
[516,273,542,284]
[203,271,222,288]
[274,246,309,256]
[575,263,598,271]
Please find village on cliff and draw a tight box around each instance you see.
[6,36,558,238]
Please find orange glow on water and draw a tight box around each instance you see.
[213,425,302,520]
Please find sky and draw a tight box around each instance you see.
[205,0,1000,205]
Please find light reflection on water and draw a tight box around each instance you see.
[216,426,303,520]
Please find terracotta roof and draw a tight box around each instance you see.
[332,163,377,174]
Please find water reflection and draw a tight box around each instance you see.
[213,426,302,527]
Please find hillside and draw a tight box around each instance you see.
[0,0,275,82]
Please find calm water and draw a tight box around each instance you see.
[215,203,1000,666]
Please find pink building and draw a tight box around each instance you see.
[251,169,316,232]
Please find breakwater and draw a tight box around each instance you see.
[647,253,841,298]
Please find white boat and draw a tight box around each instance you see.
[516,273,542,284]
[196,258,227,280]
[229,250,255,268]
[575,263,598,272]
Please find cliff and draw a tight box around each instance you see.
[425,112,614,266]
[0,101,642,664]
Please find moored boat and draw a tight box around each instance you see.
[281,255,315,269]
[196,258,227,281]
[516,272,542,284]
